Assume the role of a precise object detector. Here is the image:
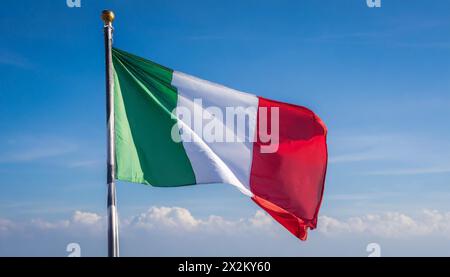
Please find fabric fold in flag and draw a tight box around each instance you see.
[112,47,328,240]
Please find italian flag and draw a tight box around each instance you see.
[112,48,328,240]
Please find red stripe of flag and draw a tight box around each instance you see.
[250,97,328,240]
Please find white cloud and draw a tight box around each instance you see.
[0,207,274,238]
[318,210,450,238]
[248,210,273,228]
[72,211,102,226]
[3,207,450,241]
[31,219,70,230]
[0,218,15,234]
[130,206,200,231]
[0,210,104,238]
[127,206,274,234]
[3,207,450,256]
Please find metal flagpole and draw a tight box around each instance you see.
[102,10,119,258]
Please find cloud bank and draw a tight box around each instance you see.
[2,207,450,239]
[319,210,450,238]
[2,207,450,256]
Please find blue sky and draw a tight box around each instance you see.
[1,0,450,256]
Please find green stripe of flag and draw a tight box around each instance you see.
[112,48,196,186]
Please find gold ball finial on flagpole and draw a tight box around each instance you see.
[101,10,115,25]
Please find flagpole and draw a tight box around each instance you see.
[102,10,119,258]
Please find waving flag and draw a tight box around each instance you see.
[112,47,328,240]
